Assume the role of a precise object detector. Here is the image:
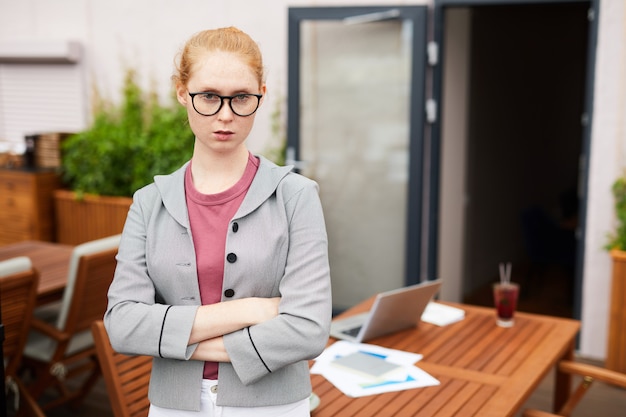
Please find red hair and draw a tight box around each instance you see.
[172,27,264,89]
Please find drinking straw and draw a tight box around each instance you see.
[499,262,511,285]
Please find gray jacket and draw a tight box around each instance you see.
[104,156,332,410]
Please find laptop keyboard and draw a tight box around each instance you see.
[341,326,362,337]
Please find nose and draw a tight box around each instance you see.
[216,98,235,120]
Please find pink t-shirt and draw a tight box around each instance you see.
[185,153,259,379]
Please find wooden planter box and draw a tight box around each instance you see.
[53,189,132,245]
[607,249,626,373]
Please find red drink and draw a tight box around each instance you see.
[493,283,519,327]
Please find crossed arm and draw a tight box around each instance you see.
[189,297,280,362]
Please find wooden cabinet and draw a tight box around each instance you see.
[0,169,61,245]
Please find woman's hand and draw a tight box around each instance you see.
[190,336,229,362]
[188,297,280,345]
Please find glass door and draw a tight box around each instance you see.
[287,7,428,310]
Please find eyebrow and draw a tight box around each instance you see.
[190,86,257,95]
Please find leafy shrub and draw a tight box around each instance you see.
[61,70,193,197]
[607,175,626,251]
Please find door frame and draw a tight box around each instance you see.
[429,0,600,320]
[287,6,429,286]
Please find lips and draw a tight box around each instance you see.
[214,130,234,140]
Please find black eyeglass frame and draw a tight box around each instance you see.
[188,92,263,117]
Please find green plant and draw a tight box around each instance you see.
[606,175,626,251]
[61,70,193,197]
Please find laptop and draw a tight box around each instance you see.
[330,279,442,343]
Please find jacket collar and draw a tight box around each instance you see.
[154,155,294,228]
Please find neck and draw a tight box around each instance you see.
[190,147,250,194]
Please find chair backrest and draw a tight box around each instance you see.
[56,234,121,332]
[0,256,39,376]
[92,320,152,417]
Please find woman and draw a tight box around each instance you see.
[104,27,332,416]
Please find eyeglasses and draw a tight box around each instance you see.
[188,92,262,117]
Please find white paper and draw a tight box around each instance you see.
[421,302,465,326]
[311,341,440,397]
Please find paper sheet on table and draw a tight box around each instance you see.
[311,341,440,398]
[421,302,465,326]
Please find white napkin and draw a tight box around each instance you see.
[421,302,465,326]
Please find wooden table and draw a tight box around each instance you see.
[0,240,73,305]
[311,301,580,417]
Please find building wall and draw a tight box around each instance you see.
[581,0,626,359]
[439,7,471,304]
[0,0,624,359]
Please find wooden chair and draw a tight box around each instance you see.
[92,320,152,417]
[21,234,121,412]
[0,257,45,417]
[523,360,626,417]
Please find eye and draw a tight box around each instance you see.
[232,94,252,103]
[199,93,220,102]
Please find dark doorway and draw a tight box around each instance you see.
[435,1,592,318]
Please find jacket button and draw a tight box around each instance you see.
[226,253,237,263]
[232,222,239,232]
[224,289,235,298]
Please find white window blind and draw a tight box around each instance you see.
[0,63,86,149]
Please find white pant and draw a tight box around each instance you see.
[148,380,311,417]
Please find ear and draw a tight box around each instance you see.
[259,84,267,106]
[176,83,188,106]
